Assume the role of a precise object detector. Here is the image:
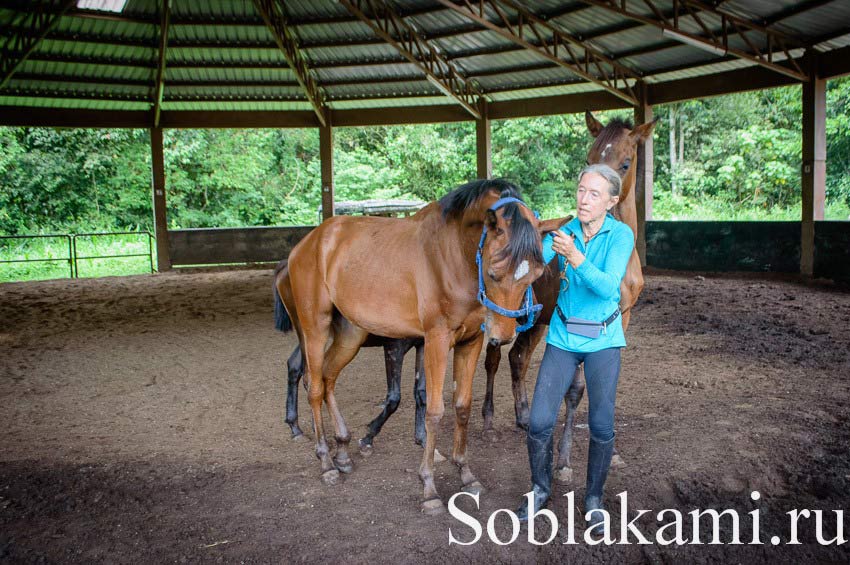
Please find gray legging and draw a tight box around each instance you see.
[528,344,621,444]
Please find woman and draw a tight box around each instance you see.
[517,163,634,534]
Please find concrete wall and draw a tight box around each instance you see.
[169,226,314,266]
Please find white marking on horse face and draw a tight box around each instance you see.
[514,260,529,281]
[601,143,612,159]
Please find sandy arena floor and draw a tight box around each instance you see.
[1,269,849,563]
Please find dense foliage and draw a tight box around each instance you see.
[1,77,848,236]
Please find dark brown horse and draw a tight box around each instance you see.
[274,179,566,513]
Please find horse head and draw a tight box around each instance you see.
[585,111,657,225]
[476,184,569,345]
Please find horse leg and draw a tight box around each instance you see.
[359,339,407,454]
[413,341,426,447]
[285,344,305,438]
[452,335,486,495]
[481,342,500,432]
[555,364,586,484]
[322,325,368,475]
[419,330,451,515]
[507,322,547,430]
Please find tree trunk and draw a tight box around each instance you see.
[669,105,677,196]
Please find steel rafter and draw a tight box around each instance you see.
[0,0,76,89]
[434,0,640,105]
[577,0,808,81]
[252,0,327,126]
[339,0,482,119]
[152,0,170,128]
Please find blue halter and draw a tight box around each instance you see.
[476,197,543,333]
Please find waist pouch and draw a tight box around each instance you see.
[556,305,621,339]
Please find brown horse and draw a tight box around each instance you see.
[275,179,566,513]
[480,111,657,483]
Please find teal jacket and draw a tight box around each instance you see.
[542,213,634,353]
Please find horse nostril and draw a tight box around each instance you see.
[488,337,502,347]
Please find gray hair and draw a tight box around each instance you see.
[578,163,622,198]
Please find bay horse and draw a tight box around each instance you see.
[274,179,566,513]
[279,113,656,468]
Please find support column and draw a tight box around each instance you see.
[320,115,335,220]
[150,127,170,271]
[476,99,492,179]
[801,53,826,277]
[633,82,654,267]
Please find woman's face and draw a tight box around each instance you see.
[576,172,618,225]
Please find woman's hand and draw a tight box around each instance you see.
[552,231,585,269]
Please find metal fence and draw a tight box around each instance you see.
[0,231,155,279]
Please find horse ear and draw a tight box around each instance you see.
[538,215,572,234]
[585,111,603,138]
[630,118,659,142]
[485,208,498,229]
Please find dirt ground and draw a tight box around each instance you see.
[1,268,849,564]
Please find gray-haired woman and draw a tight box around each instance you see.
[517,164,634,535]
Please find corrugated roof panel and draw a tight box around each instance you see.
[772,2,850,44]
[163,100,314,111]
[306,43,404,65]
[281,0,352,23]
[622,44,717,74]
[37,37,154,62]
[476,66,581,91]
[5,79,149,100]
[165,85,306,101]
[170,0,259,21]
[645,58,754,84]
[168,47,286,65]
[550,4,632,36]
[170,22,275,45]
[406,6,478,34]
[488,81,604,102]
[52,13,155,43]
[324,81,438,100]
[314,63,422,82]
[296,20,377,45]
[329,95,456,110]
[166,66,296,83]
[459,48,561,75]
[0,94,150,111]
[434,30,516,58]
[18,59,152,81]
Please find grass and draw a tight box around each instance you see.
[0,232,155,283]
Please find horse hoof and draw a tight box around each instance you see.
[462,481,485,495]
[334,458,353,474]
[291,433,307,443]
[434,449,446,464]
[359,443,373,457]
[321,469,340,486]
[421,498,445,515]
[611,454,626,468]
[555,466,573,484]
[515,421,529,432]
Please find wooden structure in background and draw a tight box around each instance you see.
[1,1,849,277]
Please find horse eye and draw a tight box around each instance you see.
[494,227,504,236]
[621,161,630,171]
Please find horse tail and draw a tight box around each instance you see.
[273,259,294,333]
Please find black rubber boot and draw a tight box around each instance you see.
[584,434,615,535]
[517,433,553,522]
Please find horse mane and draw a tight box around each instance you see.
[591,117,634,154]
[439,178,521,218]
[496,200,544,271]
[438,178,542,271]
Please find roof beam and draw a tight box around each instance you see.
[434,0,640,105]
[252,0,327,126]
[577,0,808,81]
[152,0,170,128]
[339,0,482,119]
[0,0,75,89]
